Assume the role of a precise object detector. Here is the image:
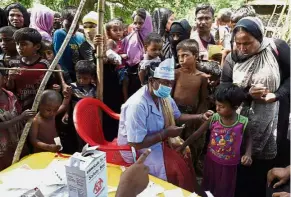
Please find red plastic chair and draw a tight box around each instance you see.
[73,98,133,166]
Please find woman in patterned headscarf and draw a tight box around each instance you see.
[221,17,290,197]
[5,3,30,28]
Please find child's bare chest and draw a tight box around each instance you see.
[37,119,58,144]
[176,73,202,90]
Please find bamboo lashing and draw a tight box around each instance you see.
[96,0,105,101]
[12,0,88,164]
[0,67,64,72]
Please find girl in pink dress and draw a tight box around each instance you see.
[179,83,253,197]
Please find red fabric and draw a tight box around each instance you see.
[163,142,197,192]
[13,58,49,110]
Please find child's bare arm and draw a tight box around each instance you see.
[197,75,209,113]
[106,39,116,50]
[29,117,60,152]
[179,119,210,151]
[241,124,253,166]
[0,110,36,129]
[138,69,146,85]
[57,93,71,115]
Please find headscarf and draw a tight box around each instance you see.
[152,8,173,38]
[30,5,54,42]
[0,8,8,28]
[123,10,153,66]
[82,11,98,49]
[168,19,191,63]
[5,3,30,28]
[231,17,280,159]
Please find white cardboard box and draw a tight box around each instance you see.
[65,146,107,197]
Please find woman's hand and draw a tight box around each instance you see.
[241,154,252,166]
[202,110,214,121]
[272,192,290,197]
[264,93,277,103]
[249,85,267,99]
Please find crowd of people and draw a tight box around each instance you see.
[0,2,290,197]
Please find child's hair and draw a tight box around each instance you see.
[176,39,199,57]
[144,33,162,46]
[195,3,215,17]
[13,27,42,45]
[40,90,62,106]
[231,5,256,23]
[61,6,77,23]
[41,40,53,51]
[75,60,95,76]
[217,8,232,23]
[215,84,246,108]
[105,19,123,33]
[0,26,17,36]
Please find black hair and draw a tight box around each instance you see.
[144,33,163,46]
[0,26,17,37]
[231,5,256,23]
[75,60,95,76]
[0,8,8,28]
[105,19,123,32]
[54,12,61,18]
[40,89,62,106]
[61,6,77,23]
[215,83,246,108]
[134,8,147,20]
[5,3,30,28]
[41,40,53,51]
[176,39,199,57]
[13,27,42,45]
[195,3,215,17]
[217,8,232,23]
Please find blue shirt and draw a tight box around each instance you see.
[117,85,181,180]
[53,29,85,73]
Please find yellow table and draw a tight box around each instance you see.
[1,152,192,196]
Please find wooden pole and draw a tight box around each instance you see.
[0,67,64,72]
[12,0,88,164]
[96,0,105,102]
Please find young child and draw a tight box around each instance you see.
[173,39,208,173]
[138,33,162,85]
[7,27,50,110]
[179,84,252,197]
[105,19,129,101]
[0,68,36,170]
[0,26,20,68]
[62,60,96,151]
[29,89,70,153]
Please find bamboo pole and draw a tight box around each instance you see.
[0,68,64,72]
[265,4,277,37]
[12,0,87,164]
[96,0,105,102]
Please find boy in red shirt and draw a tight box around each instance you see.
[7,27,51,110]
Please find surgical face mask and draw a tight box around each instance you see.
[153,83,172,98]
[84,27,97,42]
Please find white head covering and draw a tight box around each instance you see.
[154,57,175,80]
[82,11,98,25]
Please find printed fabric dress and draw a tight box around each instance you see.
[202,113,248,197]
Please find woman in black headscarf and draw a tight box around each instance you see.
[152,8,175,60]
[167,19,191,65]
[5,3,30,29]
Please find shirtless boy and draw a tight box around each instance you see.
[173,39,208,174]
[29,90,70,153]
